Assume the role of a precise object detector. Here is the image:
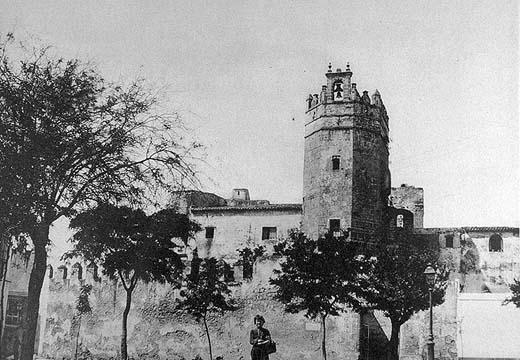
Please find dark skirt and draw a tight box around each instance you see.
[251,345,269,360]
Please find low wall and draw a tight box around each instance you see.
[41,258,361,360]
[398,281,459,360]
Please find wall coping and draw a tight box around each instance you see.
[418,227,519,234]
[191,203,302,212]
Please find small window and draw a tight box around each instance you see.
[223,262,235,282]
[489,234,503,252]
[6,295,26,326]
[396,215,404,228]
[332,155,340,170]
[58,265,68,279]
[329,219,341,232]
[72,263,83,280]
[262,227,277,240]
[445,235,454,248]
[205,227,215,239]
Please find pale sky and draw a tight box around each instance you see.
[1,0,519,228]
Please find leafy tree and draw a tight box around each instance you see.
[65,204,200,360]
[0,35,199,359]
[177,257,236,360]
[236,245,265,280]
[73,284,92,360]
[269,231,366,360]
[357,230,449,360]
[505,280,520,307]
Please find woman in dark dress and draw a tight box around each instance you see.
[249,315,272,360]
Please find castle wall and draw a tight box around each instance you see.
[190,208,301,260]
[398,282,459,360]
[41,258,361,360]
[420,228,520,293]
[465,230,520,291]
[391,185,424,229]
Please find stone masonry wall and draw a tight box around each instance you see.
[190,209,301,260]
[302,126,354,238]
[351,120,389,242]
[391,185,424,229]
[41,258,361,360]
[398,282,459,360]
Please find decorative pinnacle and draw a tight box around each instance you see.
[346,62,352,73]
[328,62,332,72]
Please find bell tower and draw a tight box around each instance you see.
[302,63,391,242]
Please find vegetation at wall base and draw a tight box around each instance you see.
[356,230,449,360]
[176,258,237,360]
[270,230,367,360]
[65,204,200,360]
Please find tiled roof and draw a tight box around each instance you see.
[190,203,302,212]
[419,226,519,233]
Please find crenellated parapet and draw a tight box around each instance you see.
[45,254,268,289]
[305,63,389,144]
[47,260,103,288]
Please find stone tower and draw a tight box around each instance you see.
[302,63,391,241]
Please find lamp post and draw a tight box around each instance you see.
[424,264,436,360]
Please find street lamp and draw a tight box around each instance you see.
[424,264,436,360]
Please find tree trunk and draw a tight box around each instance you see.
[121,289,133,360]
[387,320,401,360]
[203,314,213,360]
[74,316,82,360]
[0,242,11,356]
[20,225,49,360]
[321,314,327,360]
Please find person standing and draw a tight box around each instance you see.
[249,315,272,360]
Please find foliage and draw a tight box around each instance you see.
[177,258,236,360]
[505,279,520,307]
[0,34,200,359]
[66,203,200,360]
[235,245,265,279]
[356,230,449,360]
[66,204,200,283]
[76,284,92,315]
[177,257,236,320]
[459,237,480,275]
[73,284,92,360]
[0,36,200,222]
[359,235,448,323]
[270,230,366,360]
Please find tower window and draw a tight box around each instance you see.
[396,215,404,228]
[329,219,341,232]
[205,227,215,239]
[445,234,454,248]
[489,234,503,252]
[6,295,26,326]
[333,81,344,101]
[262,227,277,240]
[332,155,340,170]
